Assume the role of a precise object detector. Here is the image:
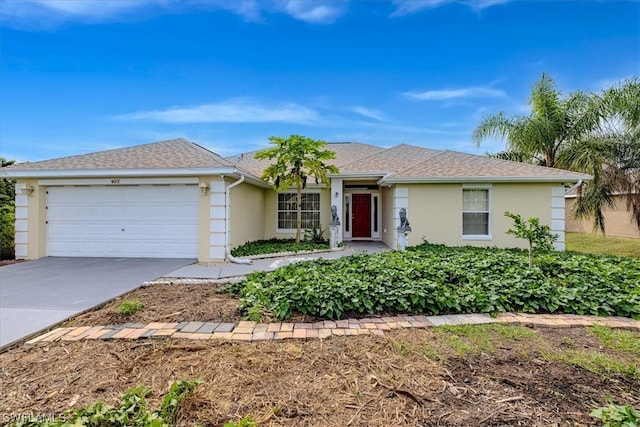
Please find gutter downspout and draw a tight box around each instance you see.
[224,174,252,264]
[565,179,583,195]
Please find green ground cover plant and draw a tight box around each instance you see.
[8,380,201,427]
[118,298,145,316]
[591,398,639,427]
[231,238,329,257]
[230,243,640,321]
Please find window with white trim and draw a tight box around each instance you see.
[462,189,490,236]
[277,192,321,230]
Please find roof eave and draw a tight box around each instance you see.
[380,175,592,184]
[2,167,241,179]
[328,172,387,179]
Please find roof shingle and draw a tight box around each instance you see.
[4,138,235,171]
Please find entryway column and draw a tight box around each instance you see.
[393,186,409,249]
[331,178,343,243]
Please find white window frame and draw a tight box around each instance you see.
[461,185,492,240]
[276,191,321,233]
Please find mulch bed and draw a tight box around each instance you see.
[1,326,638,426]
[3,283,639,425]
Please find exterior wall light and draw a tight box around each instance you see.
[21,184,34,196]
[199,182,210,196]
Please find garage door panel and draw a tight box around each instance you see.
[47,185,199,258]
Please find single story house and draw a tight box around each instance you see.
[565,192,640,238]
[2,138,590,261]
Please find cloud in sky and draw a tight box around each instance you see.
[391,0,510,16]
[350,106,386,121]
[404,86,507,101]
[0,0,348,28]
[117,99,321,125]
[279,0,348,24]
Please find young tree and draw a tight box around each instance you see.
[256,135,338,243]
[505,211,558,268]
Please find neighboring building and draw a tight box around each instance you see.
[1,138,590,261]
[565,193,640,238]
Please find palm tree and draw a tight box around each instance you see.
[256,135,339,243]
[473,73,640,234]
[558,78,640,232]
[472,72,601,168]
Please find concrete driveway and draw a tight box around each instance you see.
[0,257,194,348]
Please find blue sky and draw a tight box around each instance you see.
[1,0,638,162]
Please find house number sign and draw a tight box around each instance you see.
[111,179,120,184]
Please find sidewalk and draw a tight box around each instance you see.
[164,241,389,280]
[24,313,640,346]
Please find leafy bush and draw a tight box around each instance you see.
[119,298,144,316]
[0,162,15,260]
[234,243,640,321]
[304,225,327,243]
[9,380,201,426]
[231,238,329,257]
[591,398,638,427]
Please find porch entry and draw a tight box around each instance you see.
[352,194,371,238]
[344,191,380,240]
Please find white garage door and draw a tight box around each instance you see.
[46,185,199,258]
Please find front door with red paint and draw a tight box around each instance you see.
[352,194,371,238]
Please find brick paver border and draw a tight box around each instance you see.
[23,313,639,346]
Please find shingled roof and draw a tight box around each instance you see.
[2,138,590,183]
[227,142,385,178]
[383,149,589,182]
[3,138,235,171]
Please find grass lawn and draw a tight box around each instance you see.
[566,232,640,257]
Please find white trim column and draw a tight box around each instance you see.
[14,183,29,259]
[393,186,409,249]
[331,178,343,243]
[209,180,226,260]
[551,186,566,251]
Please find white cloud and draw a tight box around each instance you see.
[391,0,510,16]
[404,86,507,101]
[0,0,348,28]
[0,0,163,20]
[350,106,386,121]
[280,0,348,24]
[117,99,321,124]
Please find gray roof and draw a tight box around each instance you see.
[3,138,235,171]
[2,138,591,183]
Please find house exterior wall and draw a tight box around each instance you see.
[262,187,331,240]
[381,185,395,248]
[566,195,640,238]
[407,182,559,249]
[14,176,225,261]
[229,181,265,249]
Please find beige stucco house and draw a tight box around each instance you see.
[565,193,640,238]
[1,138,590,261]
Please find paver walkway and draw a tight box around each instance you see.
[25,313,640,346]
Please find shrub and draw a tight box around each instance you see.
[235,243,640,321]
[231,238,329,257]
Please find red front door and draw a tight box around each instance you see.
[352,194,371,238]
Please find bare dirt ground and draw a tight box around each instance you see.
[2,283,638,426]
[62,283,245,327]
